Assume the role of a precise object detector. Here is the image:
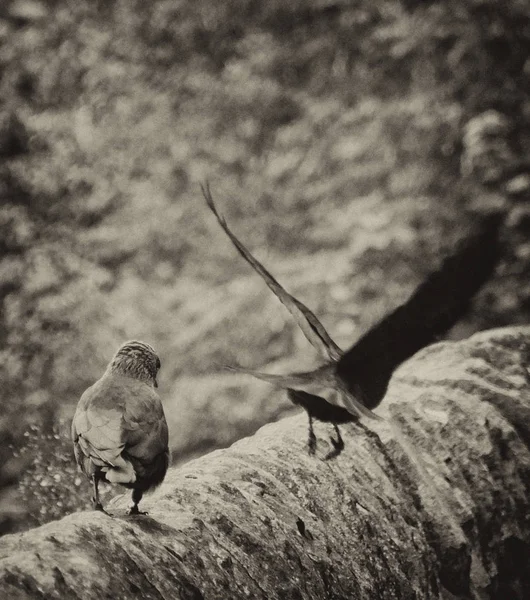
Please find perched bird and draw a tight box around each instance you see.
[203,183,502,458]
[72,341,169,514]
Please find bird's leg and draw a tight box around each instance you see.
[324,424,345,460]
[307,414,317,455]
[332,423,344,450]
[91,476,106,512]
[128,488,148,515]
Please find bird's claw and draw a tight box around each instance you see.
[127,506,148,516]
[307,432,317,456]
[93,501,108,514]
[324,432,345,461]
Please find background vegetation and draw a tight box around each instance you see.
[0,0,529,534]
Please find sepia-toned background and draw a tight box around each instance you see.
[0,0,529,534]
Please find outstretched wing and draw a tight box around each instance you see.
[336,212,503,408]
[224,365,322,388]
[207,182,502,421]
[203,183,342,362]
[224,364,380,420]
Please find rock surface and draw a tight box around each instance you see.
[1,326,529,599]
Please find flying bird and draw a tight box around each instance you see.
[72,341,169,514]
[203,183,502,458]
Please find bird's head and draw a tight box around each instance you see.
[108,340,161,388]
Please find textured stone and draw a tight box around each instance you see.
[0,326,529,599]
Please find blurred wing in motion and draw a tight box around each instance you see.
[206,181,503,456]
[224,365,327,389]
[225,364,380,421]
[336,211,503,408]
[202,183,342,362]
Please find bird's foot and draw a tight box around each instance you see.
[307,423,317,456]
[127,505,148,516]
[324,432,345,461]
[307,433,317,456]
[92,501,108,514]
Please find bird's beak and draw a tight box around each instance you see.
[154,378,158,388]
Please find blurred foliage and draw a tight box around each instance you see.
[0,0,529,534]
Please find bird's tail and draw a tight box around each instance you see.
[79,437,137,484]
[101,456,136,484]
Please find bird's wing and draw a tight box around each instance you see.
[224,365,322,388]
[336,212,503,409]
[203,183,342,362]
[206,184,502,419]
[119,379,169,463]
[72,375,168,471]
[72,381,125,469]
[226,365,380,420]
